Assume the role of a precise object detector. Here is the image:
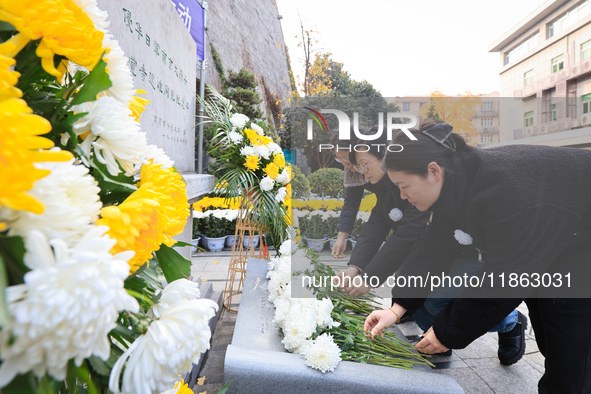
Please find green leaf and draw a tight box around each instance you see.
[217,381,233,394]
[88,154,136,205]
[154,245,191,283]
[0,235,28,285]
[0,21,15,31]
[3,372,37,394]
[37,375,63,394]
[0,255,9,329]
[66,361,98,394]
[88,356,111,377]
[173,240,193,248]
[70,58,112,106]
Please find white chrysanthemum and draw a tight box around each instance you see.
[73,96,148,176]
[281,306,317,353]
[193,210,211,219]
[275,187,287,203]
[0,158,102,251]
[251,123,264,135]
[267,256,281,272]
[254,144,271,160]
[454,229,473,245]
[279,239,291,256]
[144,144,174,168]
[260,175,275,192]
[72,0,109,31]
[268,142,283,156]
[109,299,218,394]
[309,210,324,217]
[315,298,338,329]
[389,208,403,222]
[223,209,239,221]
[302,333,342,373]
[275,168,290,185]
[0,228,139,385]
[240,145,256,157]
[228,131,244,144]
[272,295,292,328]
[293,209,307,218]
[102,33,136,103]
[230,113,249,129]
[151,279,201,318]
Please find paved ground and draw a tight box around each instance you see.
[190,248,543,394]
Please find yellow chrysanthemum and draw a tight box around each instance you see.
[171,379,194,394]
[97,188,166,274]
[0,98,72,214]
[264,162,279,179]
[0,0,104,78]
[138,162,189,246]
[0,55,22,100]
[244,155,260,171]
[128,90,150,122]
[273,153,286,169]
[259,135,273,146]
[244,128,260,146]
[193,197,232,212]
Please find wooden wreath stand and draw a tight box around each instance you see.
[223,201,269,312]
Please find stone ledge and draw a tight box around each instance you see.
[224,258,464,393]
[183,173,215,201]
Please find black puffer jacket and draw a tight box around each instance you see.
[393,144,591,349]
[348,175,428,284]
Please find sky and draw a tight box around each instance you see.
[275,0,549,97]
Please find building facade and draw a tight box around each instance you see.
[489,0,591,148]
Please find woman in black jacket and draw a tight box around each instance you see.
[364,122,591,393]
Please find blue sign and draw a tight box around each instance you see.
[170,0,205,61]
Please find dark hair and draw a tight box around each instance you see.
[383,122,468,176]
[348,125,388,165]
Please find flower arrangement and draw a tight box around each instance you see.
[266,242,434,373]
[193,208,240,239]
[198,87,291,245]
[0,2,216,392]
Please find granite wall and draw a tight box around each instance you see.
[203,0,292,124]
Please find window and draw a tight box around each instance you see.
[482,101,493,111]
[480,134,493,143]
[524,111,534,127]
[548,1,591,38]
[524,69,534,86]
[582,40,591,61]
[552,104,557,121]
[402,102,410,111]
[504,32,540,65]
[551,54,564,73]
[582,93,591,114]
[480,118,493,127]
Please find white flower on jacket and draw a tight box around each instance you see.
[389,208,403,222]
[454,229,473,245]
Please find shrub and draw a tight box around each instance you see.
[291,165,310,198]
[308,168,345,199]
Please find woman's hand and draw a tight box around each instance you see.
[415,327,449,354]
[331,232,349,258]
[364,304,406,339]
[332,266,359,289]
